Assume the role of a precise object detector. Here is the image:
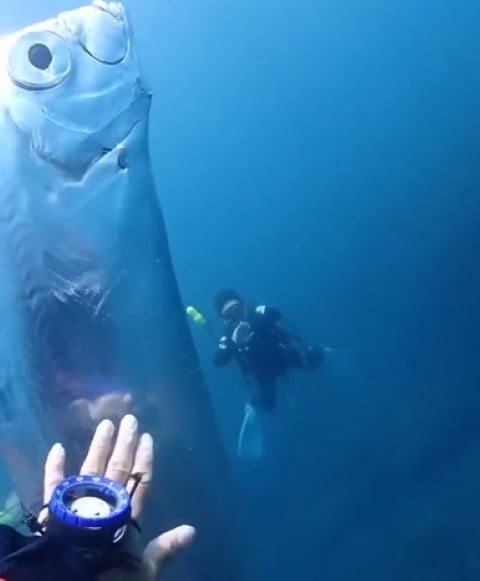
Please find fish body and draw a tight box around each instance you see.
[0,3,247,580]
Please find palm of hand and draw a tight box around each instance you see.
[43,415,195,581]
[232,321,252,346]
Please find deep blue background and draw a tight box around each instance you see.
[4,1,480,579]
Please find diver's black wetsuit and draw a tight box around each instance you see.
[214,305,312,411]
[0,525,92,581]
[0,522,127,581]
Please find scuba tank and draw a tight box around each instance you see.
[0,473,142,581]
[185,306,206,327]
[186,305,216,339]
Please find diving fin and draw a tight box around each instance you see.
[237,403,264,459]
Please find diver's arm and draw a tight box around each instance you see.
[213,336,233,367]
[0,524,36,558]
[255,305,282,324]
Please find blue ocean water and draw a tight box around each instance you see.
[3,1,480,580]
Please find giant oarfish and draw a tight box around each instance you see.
[0,2,247,580]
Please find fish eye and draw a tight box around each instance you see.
[8,31,71,90]
[28,44,53,70]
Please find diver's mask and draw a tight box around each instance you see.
[221,299,243,322]
[0,474,142,581]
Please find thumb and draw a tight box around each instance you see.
[39,442,65,524]
[142,525,196,580]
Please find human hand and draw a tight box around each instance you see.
[69,392,133,428]
[232,321,253,346]
[43,414,196,581]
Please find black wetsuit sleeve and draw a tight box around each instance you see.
[0,525,37,560]
[213,335,234,367]
[0,525,21,559]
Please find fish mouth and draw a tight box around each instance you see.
[93,118,142,170]
[33,118,142,179]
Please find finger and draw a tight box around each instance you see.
[105,414,138,484]
[143,525,196,580]
[43,443,66,504]
[121,393,133,413]
[68,398,93,428]
[89,395,114,423]
[127,432,153,519]
[39,443,66,524]
[80,419,115,476]
[113,393,133,418]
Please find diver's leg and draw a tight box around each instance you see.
[238,379,272,459]
[250,377,276,412]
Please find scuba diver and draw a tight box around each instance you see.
[213,289,324,459]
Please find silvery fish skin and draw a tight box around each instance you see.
[0,3,246,580]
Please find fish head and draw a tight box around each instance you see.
[0,2,160,375]
[0,0,156,281]
[0,0,151,178]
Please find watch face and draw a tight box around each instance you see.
[69,496,112,518]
